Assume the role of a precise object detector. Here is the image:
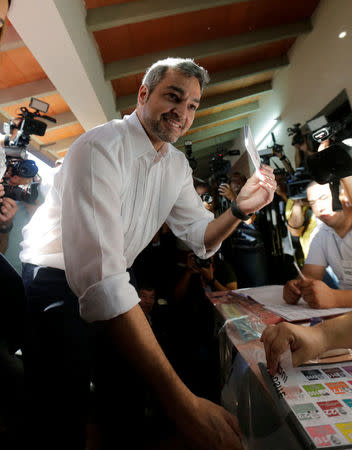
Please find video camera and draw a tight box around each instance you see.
[305,113,352,211]
[209,148,240,183]
[3,97,56,149]
[307,113,352,144]
[258,132,292,169]
[286,167,312,200]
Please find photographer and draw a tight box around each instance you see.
[218,171,269,288]
[0,196,18,253]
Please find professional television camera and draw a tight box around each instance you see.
[259,132,295,176]
[3,97,56,149]
[184,140,197,171]
[209,148,240,213]
[209,148,240,183]
[0,98,51,205]
[306,113,352,211]
[285,167,312,200]
[308,112,352,144]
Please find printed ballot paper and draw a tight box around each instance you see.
[261,360,352,448]
[244,125,261,171]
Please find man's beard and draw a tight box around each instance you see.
[144,113,183,144]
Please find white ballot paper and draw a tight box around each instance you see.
[235,285,352,322]
[244,125,261,171]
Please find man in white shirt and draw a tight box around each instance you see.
[20,57,276,450]
[283,180,352,308]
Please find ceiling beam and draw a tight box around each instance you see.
[9,0,118,132]
[106,20,311,81]
[46,112,78,131]
[41,135,80,154]
[87,0,250,32]
[116,56,287,111]
[176,116,248,146]
[177,129,239,153]
[199,81,272,112]
[206,55,289,88]
[190,101,259,131]
[0,23,25,52]
[0,78,57,107]
[28,146,57,166]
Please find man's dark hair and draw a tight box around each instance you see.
[194,180,210,190]
[142,57,210,96]
[138,284,155,293]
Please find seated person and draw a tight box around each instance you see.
[261,312,352,376]
[283,180,352,308]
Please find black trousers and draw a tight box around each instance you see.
[22,263,145,450]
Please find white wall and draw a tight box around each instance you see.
[249,0,352,166]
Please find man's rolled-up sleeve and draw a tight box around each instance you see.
[61,137,140,322]
[166,163,220,259]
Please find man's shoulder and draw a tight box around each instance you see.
[313,222,332,238]
[76,119,126,147]
[167,144,188,165]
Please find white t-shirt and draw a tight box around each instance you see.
[305,223,352,290]
[20,112,218,322]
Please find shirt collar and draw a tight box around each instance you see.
[126,111,169,162]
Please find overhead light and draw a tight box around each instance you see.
[256,118,281,148]
[339,31,347,39]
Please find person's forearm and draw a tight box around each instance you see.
[331,290,352,308]
[287,203,305,237]
[319,312,352,351]
[212,278,228,292]
[204,208,240,250]
[105,304,195,422]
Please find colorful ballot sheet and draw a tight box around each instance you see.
[263,361,352,448]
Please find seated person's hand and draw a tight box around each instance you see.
[218,183,235,202]
[0,182,4,198]
[0,197,18,226]
[283,279,301,304]
[300,279,338,309]
[261,322,327,375]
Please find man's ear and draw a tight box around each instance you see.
[138,84,149,106]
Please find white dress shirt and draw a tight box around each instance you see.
[20,112,218,322]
